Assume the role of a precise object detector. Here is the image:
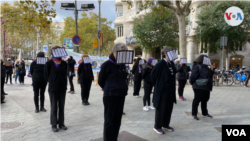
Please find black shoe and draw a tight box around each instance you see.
[85,101,90,105]
[1,101,6,103]
[82,101,87,106]
[192,115,199,120]
[59,124,67,130]
[122,112,126,115]
[4,93,8,95]
[202,114,213,118]
[35,108,39,113]
[40,107,47,112]
[52,125,58,132]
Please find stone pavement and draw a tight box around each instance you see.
[1,77,250,141]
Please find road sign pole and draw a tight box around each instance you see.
[222,37,224,69]
[98,0,101,57]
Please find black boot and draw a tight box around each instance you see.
[85,101,90,105]
[52,125,58,132]
[35,107,39,113]
[82,100,87,106]
[40,107,47,112]
[59,124,67,130]
[1,101,6,104]
[4,93,8,95]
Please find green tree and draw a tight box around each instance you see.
[125,0,192,58]
[133,5,179,53]
[194,1,250,64]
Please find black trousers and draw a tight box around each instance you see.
[1,77,5,94]
[33,81,47,108]
[80,79,92,101]
[133,76,142,96]
[19,74,25,83]
[68,76,74,91]
[155,92,174,129]
[103,96,125,141]
[143,82,153,106]
[192,89,210,116]
[49,91,66,126]
[178,80,187,97]
[245,73,250,86]
[5,73,12,83]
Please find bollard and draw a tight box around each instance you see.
[96,71,99,86]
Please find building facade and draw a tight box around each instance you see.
[114,0,250,69]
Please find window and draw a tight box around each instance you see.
[136,3,142,14]
[116,25,123,37]
[235,42,243,51]
[116,6,123,17]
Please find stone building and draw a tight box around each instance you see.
[114,0,250,69]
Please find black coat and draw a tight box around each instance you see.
[1,63,6,78]
[177,64,191,80]
[30,61,47,83]
[151,59,177,109]
[78,63,94,83]
[189,62,214,92]
[67,59,76,74]
[5,62,14,74]
[98,55,128,97]
[44,59,68,92]
[132,64,142,80]
[142,67,152,84]
[18,63,26,75]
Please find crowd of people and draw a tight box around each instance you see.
[1,42,249,141]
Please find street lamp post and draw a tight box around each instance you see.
[98,0,101,57]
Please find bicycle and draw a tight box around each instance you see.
[233,71,247,85]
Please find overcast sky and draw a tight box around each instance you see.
[1,0,117,28]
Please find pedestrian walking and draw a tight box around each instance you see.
[44,46,68,132]
[5,58,14,84]
[98,43,129,141]
[25,61,29,70]
[142,57,155,111]
[78,54,94,106]
[14,60,20,83]
[1,59,7,103]
[132,57,143,97]
[177,60,191,100]
[30,52,48,113]
[189,55,214,120]
[18,60,26,84]
[67,56,76,94]
[151,46,177,134]
[244,66,250,87]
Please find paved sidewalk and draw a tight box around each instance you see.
[1,77,250,141]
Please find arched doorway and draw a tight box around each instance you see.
[134,47,142,57]
[230,56,242,69]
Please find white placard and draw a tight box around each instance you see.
[37,57,48,65]
[83,57,92,64]
[52,48,68,57]
[180,58,187,64]
[167,51,173,61]
[152,59,158,66]
[139,59,145,65]
[116,50,134,64]
[203,57,211,66]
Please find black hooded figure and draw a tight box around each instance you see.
[18,60,26,84]
[67,56,76,94]
[150,46,177,134]
[132,57,143,97]
[30,52,48,113]
[1,59,7,103]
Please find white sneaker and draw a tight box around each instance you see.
[143,106,149,111]
[148,106,155,110]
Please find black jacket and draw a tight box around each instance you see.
[18,62,26,75]
[142,67,153,84]
[78,63,94,83]
[177,64,191,80]
[30,61,47,83]
[67,59,76,74]
[151,59,177,109]
[189,62,214,91]
[44,59,68,92]
[1,63,6,78]
[5,62,14,74]
[132,64,142,80]
[98,54,128,97]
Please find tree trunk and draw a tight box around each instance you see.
[176,14,187,58]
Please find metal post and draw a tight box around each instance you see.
[37,29,39,52]
[74,0,79,53]
[222,37,224,69]
[98,0,101,57]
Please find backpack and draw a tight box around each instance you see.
[195,65,209,87]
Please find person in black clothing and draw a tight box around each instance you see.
[98,43,129,141]
[78,54,94,106]
[189,55,214,120]
[177,61,191,101]
[132,57,143,97]
[67,56,76,94]
[18,60,26,84]
[142,57,155,111]
[1,59,7,103]
[44,46,68,132]
[5,58,14,84]
[30,52,48,113]
[151,46,177,134]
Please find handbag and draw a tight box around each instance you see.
[69,71,76,77]
[196,65,209,87]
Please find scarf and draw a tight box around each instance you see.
[33,59,37,62]
[52,57,62,68]
[83,62,91,73]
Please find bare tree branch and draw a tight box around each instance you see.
[158,1,177,12]
[175,1,183,15]
[184,0,192,16]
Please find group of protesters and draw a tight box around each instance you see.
[1,43,220,141]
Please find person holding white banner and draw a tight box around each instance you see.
[189,55,215,120]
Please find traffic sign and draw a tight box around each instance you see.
[72,35,81,45]
[220,36,228,46]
